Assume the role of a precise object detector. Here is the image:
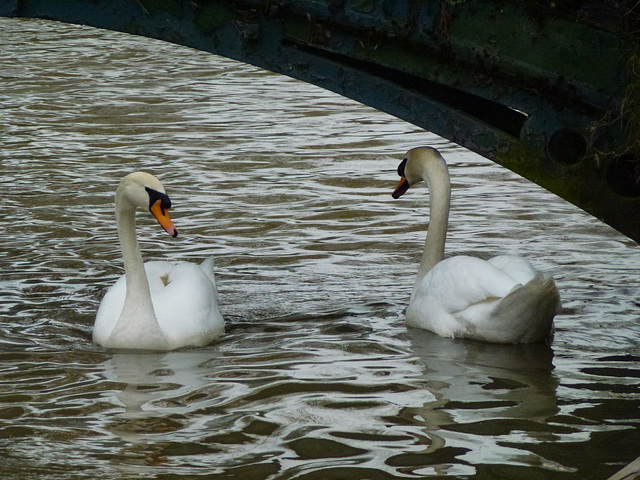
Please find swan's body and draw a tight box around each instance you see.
[93,172,224,350]
[392,147,560,344]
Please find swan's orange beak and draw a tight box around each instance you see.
[150,200,178,238]
[392,176,410,199]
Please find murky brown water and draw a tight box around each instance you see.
[1,17,639,480]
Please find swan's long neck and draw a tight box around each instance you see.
[117,200,152,306]
[109,192,166,348]
[414,158,450,294]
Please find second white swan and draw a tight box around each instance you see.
[392,147,560,344]
[93,172,224,351]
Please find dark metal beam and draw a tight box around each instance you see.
[2,0,639,242]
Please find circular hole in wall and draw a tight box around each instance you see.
[547,128,588,165]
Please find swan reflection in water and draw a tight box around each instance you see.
[400,328,560,474]
[93,327,560,476]
[96,350,225,470]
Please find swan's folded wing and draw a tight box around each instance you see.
[199,256,220,305]
[419,256,519,314]
[487,255,538,284]
[149,262,224,347]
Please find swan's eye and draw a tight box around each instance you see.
[397,158,407,177]
[146,187,172,213]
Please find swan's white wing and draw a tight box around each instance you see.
[95,261,223,350]
[199,256,220,305]
[146,261,224,349]
[93,274,127,345]
[408,255,558,343]
[419,256,518,309]
[407,256,521,338]
[487,255,538,285]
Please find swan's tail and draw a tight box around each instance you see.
[491,274,561,343]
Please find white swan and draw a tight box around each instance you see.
[392,147,560,344]
[93,172,224,350]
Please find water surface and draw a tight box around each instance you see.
[1,17,639,480]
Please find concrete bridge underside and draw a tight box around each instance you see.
[3,0,639,242]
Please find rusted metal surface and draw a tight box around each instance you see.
[2,0,639,241]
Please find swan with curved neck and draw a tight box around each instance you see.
[392,147,560,344]
[93,172,224,350]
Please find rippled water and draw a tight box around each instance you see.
[1,17,639,480]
